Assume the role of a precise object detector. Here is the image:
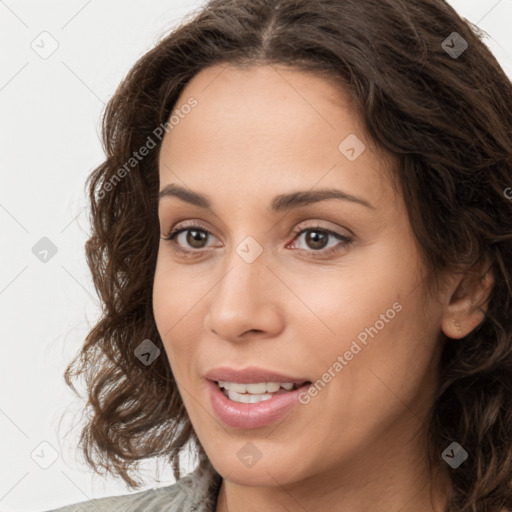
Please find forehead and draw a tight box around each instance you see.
[180,63,353,109]
[167,63,358,138]
[158,64,398,210]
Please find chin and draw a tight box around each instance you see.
[205,442,308,487]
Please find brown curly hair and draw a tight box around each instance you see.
[62,0,512,510]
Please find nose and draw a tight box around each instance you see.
[203,251,284,343]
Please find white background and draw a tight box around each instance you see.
[1,1,511,511]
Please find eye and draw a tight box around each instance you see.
[162,221,215,256]
[161,221,354,259]
[287,224,353,258]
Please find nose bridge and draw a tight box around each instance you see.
[214,238,269,309]
[217,225,268,290]
[204,234,282,339]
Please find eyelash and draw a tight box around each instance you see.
[161,220,353,259]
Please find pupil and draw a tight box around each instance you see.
[307,231,327,249]
[187,230,207,248]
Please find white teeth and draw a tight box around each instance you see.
[217,381,298,394]
[229,382,247,393]
[228,390,273,403]
[246,383,267,394]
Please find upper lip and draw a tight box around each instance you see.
[205,366,310,384]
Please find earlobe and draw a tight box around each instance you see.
[440,262,495,340]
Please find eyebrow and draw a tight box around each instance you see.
[158,184,376,211]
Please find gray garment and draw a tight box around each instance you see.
[43,459,222,512]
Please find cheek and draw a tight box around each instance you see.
[292,254,439,406]
[152,258,189,365]
[152,256,213,377]
[287,266,405,363]
[153,252,196,331]
[330,293,441,426]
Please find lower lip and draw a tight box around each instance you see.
[207,379,311,429]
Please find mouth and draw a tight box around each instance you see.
[204,366,313,428]
[216,380,310,404]
[207,378,313,429]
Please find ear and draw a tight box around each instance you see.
[441,258,495,339]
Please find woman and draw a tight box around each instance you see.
[46,0,512,510]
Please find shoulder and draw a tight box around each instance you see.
[42,460,222,512]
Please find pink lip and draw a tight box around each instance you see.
[204,366,310,384]
[204,366,311,429]
[206,379,312,429]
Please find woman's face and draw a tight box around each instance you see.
[153,64,449,488]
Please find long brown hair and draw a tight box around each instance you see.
[63,1,512,510]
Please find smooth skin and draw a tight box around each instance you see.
[152,64,494,512]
